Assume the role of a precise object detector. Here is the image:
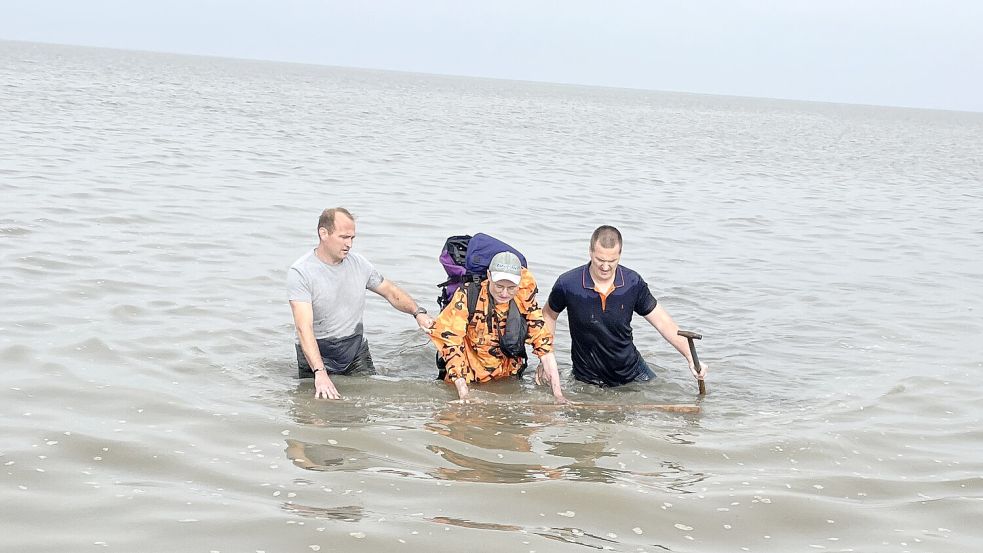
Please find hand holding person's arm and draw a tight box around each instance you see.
[643,305,708,380]
[289,300,342,399]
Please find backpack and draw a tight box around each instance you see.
[434,233,530,379]
[436,233,528,311]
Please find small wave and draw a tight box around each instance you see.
[0,225,32,236]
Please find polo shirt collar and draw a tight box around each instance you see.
[581,263,625,290]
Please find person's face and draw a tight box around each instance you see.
[487,276,519,304]
[318,215,356,263]
[589,243,621,282]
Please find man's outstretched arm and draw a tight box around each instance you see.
[643,305,707,380]
[372,279,434,330]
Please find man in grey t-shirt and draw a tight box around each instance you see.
[288,207,434,399]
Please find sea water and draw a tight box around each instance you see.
[2,40,982,552]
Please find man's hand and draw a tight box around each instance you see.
[536,367,570,404]
[690,361,708,380]
[536,352,567,403]
[313,371,341,400]
[415,313,435,332]
[451,376,474,403]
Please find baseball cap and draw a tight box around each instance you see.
[488,251,522,285]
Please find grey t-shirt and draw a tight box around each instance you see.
[287,250,384,369]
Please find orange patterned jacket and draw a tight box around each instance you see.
[429,268,554,383]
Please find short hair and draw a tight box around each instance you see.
[317,207,354,235]
[590,225,623,252]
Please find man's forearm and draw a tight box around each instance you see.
[646,306,693,365]
[296,329,325,370]
[668,334,693,365]
[385,283,420,315]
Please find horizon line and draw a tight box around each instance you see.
[4,38,981,116]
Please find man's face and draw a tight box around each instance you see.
[319,215,356,263]
[589,243,621,282]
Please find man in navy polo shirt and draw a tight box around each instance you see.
[543,225,707,387]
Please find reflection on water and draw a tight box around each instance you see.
[430,516,672,551]
[281,502,364,522]
[425,402,546,452]
[285,438,432,480]
[533,527,653,551]
[425,444,563,483]
[283,400,706,494]
[429,516,521,531]
[541,439,706,494]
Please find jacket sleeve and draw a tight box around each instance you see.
[428,287,473,381]
[516,269,554,357]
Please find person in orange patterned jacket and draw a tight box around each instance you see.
[429,251,569,404]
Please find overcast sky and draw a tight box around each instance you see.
[3,0,981,112]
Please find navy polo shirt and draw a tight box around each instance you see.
[547,263,658,387]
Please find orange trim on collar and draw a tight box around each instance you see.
[594,284,614,311]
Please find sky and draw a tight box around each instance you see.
[2,0,982,112]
